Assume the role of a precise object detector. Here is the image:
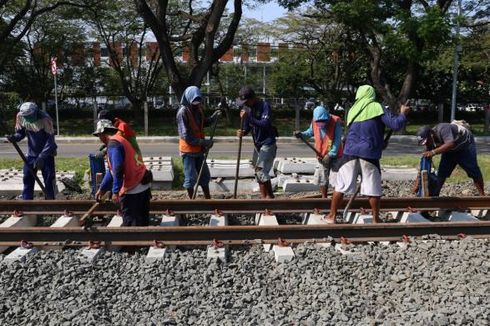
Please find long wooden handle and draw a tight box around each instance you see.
[233,117,244,199]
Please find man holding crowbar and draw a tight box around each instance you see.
[4,102,57,200]
[176,86,221,199]
[294,100,343,198]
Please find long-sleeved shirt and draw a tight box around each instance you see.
[344,107,407,160]
[11,111,57,158]
[176,106,211,148]
[301,120,343,157]
[100,140,124,194]
[242,100,276,148]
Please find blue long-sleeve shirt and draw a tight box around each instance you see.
[12,111,57,158]
[242,100,276,148]
[301,120,343,157]
[176,106,212,148]
[100,140,124,194]
[344,107,407,160]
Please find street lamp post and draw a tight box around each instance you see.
[450,0,462,122]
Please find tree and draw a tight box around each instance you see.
[134,0,243,99]
[0,0,94,72]
[278,0,458,110]
[268,11,366,106]
[85,0,164,113]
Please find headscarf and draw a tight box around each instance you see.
[180,86,203,107]
[346,85,384,125]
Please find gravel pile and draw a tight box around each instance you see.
[1,239,490,325]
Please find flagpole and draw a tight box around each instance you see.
[54,73,59,136]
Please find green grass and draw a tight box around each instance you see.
[1,154,488,190]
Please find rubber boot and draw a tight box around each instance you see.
[186,188,194,199]
[201,185,211,199]
[320,186,328,198]
[258,182,267,199]
[264,180,275,199]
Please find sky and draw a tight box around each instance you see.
[242,2,288,22]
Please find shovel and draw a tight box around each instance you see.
[233,117,244,199]
[0,117,48,199]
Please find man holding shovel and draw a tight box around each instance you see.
[6,102,57,199]
[176,86,220,199]
[236,86,277,199]
[294,102,343,198]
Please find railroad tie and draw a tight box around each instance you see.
[256,212,295,263]
[206,212,228,263]
[146,214,180,263]
[79,213,124,263]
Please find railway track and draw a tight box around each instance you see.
[0,196,488,248]
[0,196,488,215]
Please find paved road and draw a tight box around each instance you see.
[1,137,489,159]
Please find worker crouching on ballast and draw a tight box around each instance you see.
[94,119,152,226]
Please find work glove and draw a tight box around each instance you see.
[34,157,45,170]
[199,139,214,150]
[210,110,222,122]
[6,134,15,142]
[94,147,107,159]
[293,131,302,139]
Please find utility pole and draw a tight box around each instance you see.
[450,0,462,122]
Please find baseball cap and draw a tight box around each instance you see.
[93,119,119,136]
[236,86,255,106]
[19,102,38,117]
[416,126,432,145]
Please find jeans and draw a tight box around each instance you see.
[182,153,211,189]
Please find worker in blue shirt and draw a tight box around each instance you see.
[7,102,57,199]
[236,86,278,199]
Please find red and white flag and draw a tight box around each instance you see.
[50,57,57,76]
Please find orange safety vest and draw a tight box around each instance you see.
[179,107,205,153]
[107,133,147,196]
[313,114,343,158]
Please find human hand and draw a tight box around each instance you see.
[422,150,435,158]
[34,157,45,170]
[240,107,250,119]
[112,193,119,204]
[94,148,107,159]
[320,155,330,167]
[95,190,106,202]
[293,131,302,139]
[236,129,244,138]
[200,139,214,150]
[400,104,411,115]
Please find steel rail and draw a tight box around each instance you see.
[1,222,490,245]
[0,197,489,215]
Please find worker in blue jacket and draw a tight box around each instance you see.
[7,102,57,199]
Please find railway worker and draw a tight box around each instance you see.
[95,109,141,157]
[6,102,57,200]
[294,101,343,198]
[176,86,220,199]
[94,119,152,226]
[236,86,278,199]
[416,122,485,196]
[325,85,410,223]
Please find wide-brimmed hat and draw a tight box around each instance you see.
[236,86,255,106]
[416,126,432,145]
[93,119,119,136]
